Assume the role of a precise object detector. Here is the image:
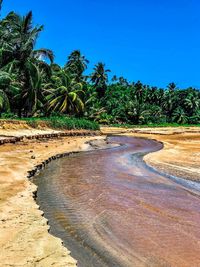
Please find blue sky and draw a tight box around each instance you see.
[2,0,200,88]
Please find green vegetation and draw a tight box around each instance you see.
[22,117,100,130]
[0,2,200,127]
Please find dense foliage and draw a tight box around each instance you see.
[93,81,200,124]
[0,3,199,125]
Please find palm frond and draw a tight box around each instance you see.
[0,89,10,111]
[23,11,33,34]
[0,0,3,12]
[33,48,54,63]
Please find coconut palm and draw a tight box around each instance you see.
[0,11,54,65]
[167,82,177,92]
[0,71,12,112]
[118,76,129,86]
[133,81,144,104]
[91,62,110,98]
[111,75,118,83]
[46,70,84,114]
[0,71,11,88]
[0,89,10,112]
[65,50,89,82]
[0,0,3,12]
[19,62,46,116]
[172,107,188,124]
[162,87,178,122]
[184,90,199,116]
[0,11,54,116]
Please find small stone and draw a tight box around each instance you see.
[31,155,36,159]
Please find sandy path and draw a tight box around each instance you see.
[101,126,200,181]
[0,130,103,267]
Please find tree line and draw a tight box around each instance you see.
[0,3,199,125]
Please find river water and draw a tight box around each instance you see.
[33,136,200,267]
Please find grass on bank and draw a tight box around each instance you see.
[1,114,200,130]
[0,115,100,131]
[24,117,100,131]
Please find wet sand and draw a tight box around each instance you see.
[0,124,200,266]
[34,136,200,267]
[101,127,200,181]
[0,127,103,267]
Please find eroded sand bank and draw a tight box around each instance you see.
[1,123,200,267]
[101,126,200,181]
[0,124,103,267]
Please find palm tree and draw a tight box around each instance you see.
[0,70,15,113]
[167,82,177,92]
[0,70,11,88]
[111,75,118,83]
[0,0,3,11]
[126,100,148,124]
[118,76,129,86]
[46,70,84,114]
[0,89,10,112]
[19,62,45,116]
[65,50,89,82]
[184,90,199,116]
[163,84,178,122]
[91,62,110,98]
[146,86,157,104]
[0,11,54,65]
[133,81,144,104]
[0,11,54,116]
[172,107,188,124]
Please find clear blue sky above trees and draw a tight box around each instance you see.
[2,0,200,88]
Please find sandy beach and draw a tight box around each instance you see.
[0,123,103,267]
[0,123,200,266]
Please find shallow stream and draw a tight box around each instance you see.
[33,136,200,267]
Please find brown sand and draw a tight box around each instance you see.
[101,126,200,181]
[0,125,103,267]
[0,123,200,267]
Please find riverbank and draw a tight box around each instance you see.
[0,122,103,267]
[101,126,200,181]
[1,124,200,266]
